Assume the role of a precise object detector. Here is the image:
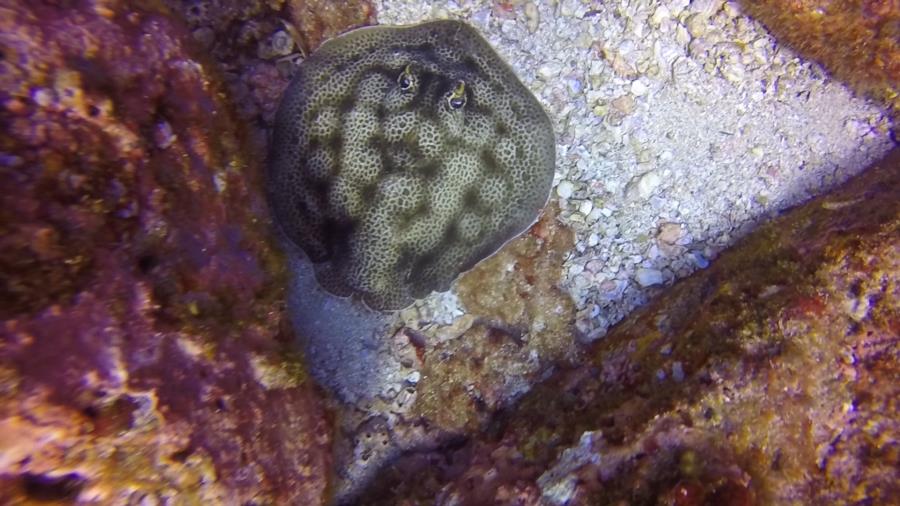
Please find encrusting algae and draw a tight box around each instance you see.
[353,149,900,505]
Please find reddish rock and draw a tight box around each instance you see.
[0,2,331,504]
[360,149,900,504]
[285,0,376,53]
[739,0,900,119]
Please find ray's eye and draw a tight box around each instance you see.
[448,80,466,109]
[398,65,414,90]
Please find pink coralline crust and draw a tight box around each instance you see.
[0,2,330,504]
[360,150,900,505]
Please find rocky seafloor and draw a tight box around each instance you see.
[0,0,897,505]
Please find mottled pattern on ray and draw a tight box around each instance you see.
[268,20,555,310]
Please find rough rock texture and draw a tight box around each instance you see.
[414,204,577,432]
[268,20,556,310]
[359,148,900,505]
[739,0,900,120]
[327,205,578,503]
[163,0,375,127]
[0,2,334,504]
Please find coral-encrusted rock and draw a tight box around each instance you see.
[0,3,330,504]
[361,149,900,504]
[413,205,578,432]
[163,0,375,125]
[739,0,900,119]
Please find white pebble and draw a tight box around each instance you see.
[575,31,593,49]
[690,0,720,17]
[587,207,604,223]
[637,171,662,199]
[635,268,664,287]
[686,14,708,38]
[721,63,745,84]
[650,5,670,26]
[631,79,649,96]
[669,0,690,16]
[471,8,491,27]
[578,200,594,216]
[556,180,575,199]
[33,88,53,107]
[567,77,583,95]
[537,63,561,80]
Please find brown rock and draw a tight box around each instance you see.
[359,149,900,504]
[411,205,578,432]
[657,222,682,245]
[739,0,900,119]
[0,2,331,504]
[286,0,376,54]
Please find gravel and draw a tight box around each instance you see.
[375,0,895,338]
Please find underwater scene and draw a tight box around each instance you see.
[1,0,897,504]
